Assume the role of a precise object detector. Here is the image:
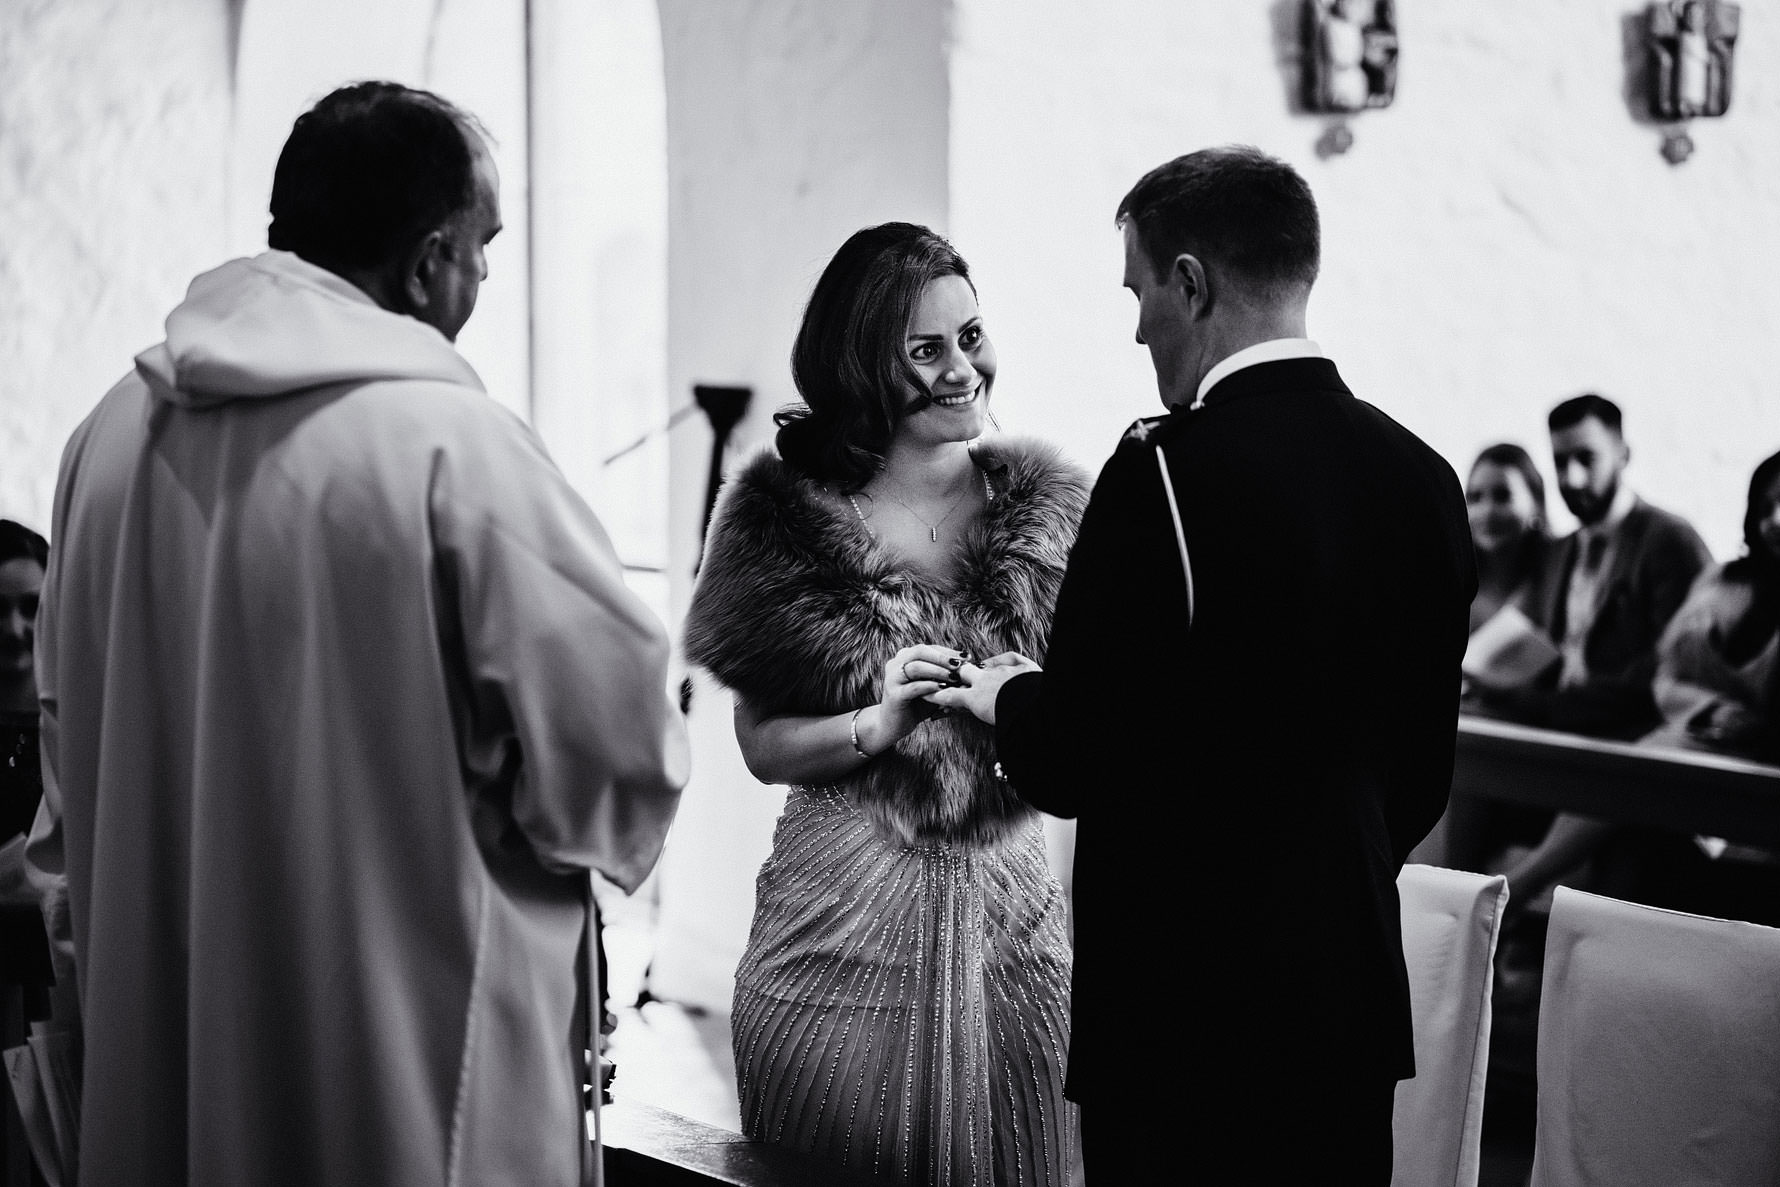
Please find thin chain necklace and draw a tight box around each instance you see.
[848,468,994,542]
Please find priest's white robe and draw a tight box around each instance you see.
[28,252,688,1185]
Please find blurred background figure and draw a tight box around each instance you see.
[1633,446,1780,926]
[1460,397,1712,913]
[1457,395,1712,906]
[1649,446,1780,763]
[0,518,53,1186]
[1484,394,1712,739]
[1465,442,1554,635]
[0,519,49,906]
[1446,447,1557,874]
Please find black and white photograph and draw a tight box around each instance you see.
[2,2,1778,1185]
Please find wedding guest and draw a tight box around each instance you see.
[684,222,1084,1184]
[1474,394,1711,739]
[1647,447,1780,763]
[1465,442,1553,635]
[1443,445,1557,871]
[0,520,52,1024]
[27,82,686,1186]
[0,519,48,889]
[1630,448,1780,924]
[1464,397,1711,921]
[1495,445,1779,933]
[934,147,1475,1184]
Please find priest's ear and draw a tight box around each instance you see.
[400,228,450,319]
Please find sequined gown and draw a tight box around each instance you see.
[733,786,1075,1185]
[683,441,1086,1186]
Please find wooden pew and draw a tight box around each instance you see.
[1452,714,1780,850]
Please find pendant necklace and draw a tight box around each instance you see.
[848,468,994,542]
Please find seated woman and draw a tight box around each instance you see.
[0,519,53,1020]
[1442,444,1556,872]
[1,519,48,902]
[1647,447,1780,763]
[1464,442,1553,635]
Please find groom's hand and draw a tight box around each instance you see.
[926,652,1040,724]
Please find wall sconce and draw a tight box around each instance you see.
[1302,0,1398,156]
[1646,0,1739,163]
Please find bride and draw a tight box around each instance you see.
[684,222,1084,1185]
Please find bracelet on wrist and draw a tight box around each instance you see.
[850,707,874,760]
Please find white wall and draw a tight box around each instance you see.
[232,0,531,419]
[0,0,534,545]
[0,0,232,534]
[651,0,951,1008]
[949,0,1780,558]
[531,0,672,584]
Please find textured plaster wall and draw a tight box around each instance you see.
[949,0,1780,558]
[1,0,533,536]
[652,0,950,1008]
[0,0,232,534]
[531,0,671,583]
[231,0,531,418]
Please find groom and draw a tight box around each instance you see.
[934,146,1475,1181]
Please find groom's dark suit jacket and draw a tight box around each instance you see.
[996,357,1475,1103]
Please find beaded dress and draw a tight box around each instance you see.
[685,440,1085,1186]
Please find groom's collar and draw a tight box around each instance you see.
[1192,338,1324,409]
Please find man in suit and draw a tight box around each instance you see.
[932,146,1476,1182]
[1471,394,1711,910]
[1483,393,1712,739]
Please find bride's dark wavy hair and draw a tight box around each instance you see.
[777,223,973,490]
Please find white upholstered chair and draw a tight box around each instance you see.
[1392,863,1508,1187]
[1529,887,1780,1187]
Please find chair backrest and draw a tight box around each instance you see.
[1529,887,1780,1187]
[1392,863,1508,1187]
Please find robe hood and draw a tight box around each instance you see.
[134,250,484,408]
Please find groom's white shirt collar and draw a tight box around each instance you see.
[1192,338,1324,410]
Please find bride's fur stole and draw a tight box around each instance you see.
[684,436,1089,848]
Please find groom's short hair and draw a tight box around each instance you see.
[1117,145,1320,299]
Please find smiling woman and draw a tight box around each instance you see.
[682,222,1088,1185]
[1465,442,1553,636]
[903,272,995,416]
